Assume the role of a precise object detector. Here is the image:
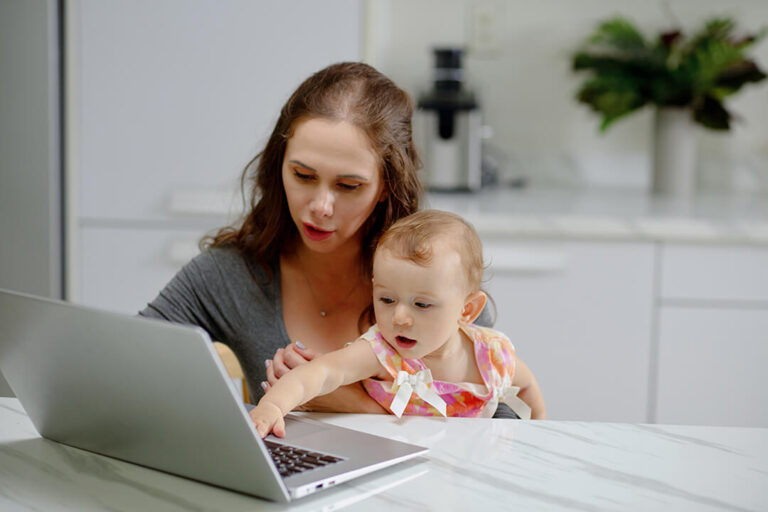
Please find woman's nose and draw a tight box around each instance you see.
[310,187,334,218]
[393,304,412,327]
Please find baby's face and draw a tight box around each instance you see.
[372,246,469,360]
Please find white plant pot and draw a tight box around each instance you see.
[652,107,697,198]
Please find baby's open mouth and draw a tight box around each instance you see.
[395,335,417,348]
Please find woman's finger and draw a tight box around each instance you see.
[282,344,312,368]
[292,340,316,361]
[265,359,278,385]
[271,348,291,379]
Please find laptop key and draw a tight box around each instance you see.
[264,440,344,476]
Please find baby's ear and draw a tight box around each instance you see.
[460,290,487,325]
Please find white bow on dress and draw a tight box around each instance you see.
[389,369,447,418]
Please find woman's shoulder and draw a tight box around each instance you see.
[191,244,274,282]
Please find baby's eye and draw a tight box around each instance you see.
[378,297,395,305]
[414,301,432,309]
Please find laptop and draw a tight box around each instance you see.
[0,288,427,502]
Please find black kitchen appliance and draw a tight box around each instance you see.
[416,48,482,191]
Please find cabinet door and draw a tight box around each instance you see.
[656,307,768,427]
[483,240,655,422]
[80,226,207,314]
[661,244,768,302]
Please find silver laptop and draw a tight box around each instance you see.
[0,289,427,502]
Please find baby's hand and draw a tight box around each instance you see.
[249,401,286,438]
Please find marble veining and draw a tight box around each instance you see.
[1,399,767,511]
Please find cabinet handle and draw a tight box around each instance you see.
[486,250,567,275]
[169,189,237,216]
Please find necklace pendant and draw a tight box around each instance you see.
[320,311,327,317]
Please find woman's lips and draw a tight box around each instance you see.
[303,223,333,241]
[395,335,417,349]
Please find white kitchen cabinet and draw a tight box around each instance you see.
[660,244,768,302]
[654,243,768,427]
[482,239,655,423]
[655,307,768,427]
[80,226,210,314]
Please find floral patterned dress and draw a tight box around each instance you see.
[361,323,528,419]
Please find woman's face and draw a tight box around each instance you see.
[282,118,384,254]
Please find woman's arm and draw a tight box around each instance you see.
[512,356,547,419]
[250,340,382,437]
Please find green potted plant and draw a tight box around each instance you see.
[571,16,766,196]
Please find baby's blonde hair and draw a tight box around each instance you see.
[376,209,484,292]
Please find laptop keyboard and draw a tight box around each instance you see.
[264,440,344,478]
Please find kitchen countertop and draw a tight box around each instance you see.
[425,189,768,244]
[2,397,766,511]
[162,188,768,246]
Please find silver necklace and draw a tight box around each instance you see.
[297,256,360,317]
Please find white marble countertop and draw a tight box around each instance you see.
[425,189,768,244]
[2,398,766,511]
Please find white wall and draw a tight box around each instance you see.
[68,0,363,311]
[364,0,768,192]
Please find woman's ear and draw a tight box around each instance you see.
[460,290,487,325]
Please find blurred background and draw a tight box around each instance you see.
[1,0,766,426]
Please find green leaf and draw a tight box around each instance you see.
[715,60,767,94]
[692,95,731,130]
[587,18,648,51]
[571,16,767,132]
[576,73,646,131]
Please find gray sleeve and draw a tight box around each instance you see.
[139,246,290,402]
[139,249,233,344]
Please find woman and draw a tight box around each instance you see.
[140,61,516,417]
[140,62,421,412]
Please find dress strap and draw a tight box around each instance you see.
[463,323,516,392]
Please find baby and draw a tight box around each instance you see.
[250,210,545,437]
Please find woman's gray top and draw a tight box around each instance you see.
[140,245,287,403]
[139,245,517,417]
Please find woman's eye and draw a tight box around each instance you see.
[293,170,315,181]
[414,302,432,309]
[378,297,395,305]
[337,182,361,191]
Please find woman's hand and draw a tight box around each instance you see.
[263,341,315,391]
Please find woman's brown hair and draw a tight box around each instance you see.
[205,62,422,280]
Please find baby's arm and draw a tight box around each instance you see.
[249,339,381,437]
[512,356,547,419]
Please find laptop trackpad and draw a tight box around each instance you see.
[245,406,333,444]
[280,415,332,441]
